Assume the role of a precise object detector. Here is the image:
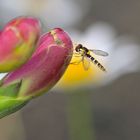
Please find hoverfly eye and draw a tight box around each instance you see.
[75,47,78,52]
[75,46,81,52]
[79,44,83,49]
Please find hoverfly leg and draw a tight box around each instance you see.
[70,59,82,65]
[70,61,82,65]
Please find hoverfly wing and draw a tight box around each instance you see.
[82,56,91,71]
[90,49,109,56]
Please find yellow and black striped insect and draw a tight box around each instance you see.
[71,44,108,72]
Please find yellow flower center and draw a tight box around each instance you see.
[57,56,102,89]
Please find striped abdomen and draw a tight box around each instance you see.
[86,54,106,72]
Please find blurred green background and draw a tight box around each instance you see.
[0,0,140,140]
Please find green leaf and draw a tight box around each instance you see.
[0,96,30,119]
[0,81,22,97]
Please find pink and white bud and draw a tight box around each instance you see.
[1,28,73,97]
[0,16,41,72]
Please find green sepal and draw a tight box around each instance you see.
[0,96,30,119]
[0,81,22,97]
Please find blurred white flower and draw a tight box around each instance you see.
[56,22,140,89]
[0,0,86,28]
[1,22,140,88]
[0,73,6,80]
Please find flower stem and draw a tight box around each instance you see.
[67,90,95,140]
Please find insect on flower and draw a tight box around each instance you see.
[71,44,109,72]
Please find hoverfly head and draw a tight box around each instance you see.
[75,44,83,52]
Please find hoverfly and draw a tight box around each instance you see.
[71,44,108,72]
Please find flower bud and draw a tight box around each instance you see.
[0,28,73,118]
[0,16,41,72]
